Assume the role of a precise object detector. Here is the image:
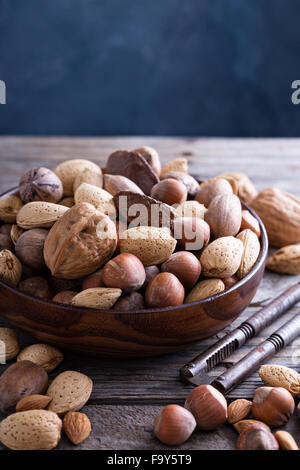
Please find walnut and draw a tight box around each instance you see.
[19,167,63,204]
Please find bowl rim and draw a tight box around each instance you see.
[0,187,268,315]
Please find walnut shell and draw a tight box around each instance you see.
[44,203,117,279]
[19,167,63,204]
[54,159,101,196]
[0,195,23,223]
[0,249,22,286]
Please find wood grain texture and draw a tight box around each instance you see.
[0,137,299,450]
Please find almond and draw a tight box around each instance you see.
[259,364,300,397]
[17,344,63,373]
[73,166,103,193]
[104,174,144,196]
[16,201,68,229]
[185,279,225,302]
[217,172,258,204]
[160,158,188,178]
[10,224,24,245]
[0,327,19,362]
[71,287,122,309]
[119,226,177,266]
[0,195,23,223]
[251,188,300,247]
[240,210,261,238]
[47,371,93,416]
[266,245,300,275]
[0,249,22,287]
[63,411,91,445]
[54,159,101,196]
[205,193,242,238]
[74,183,116,217]
[227,399,252,424]
[0,410,62,450]
[200,236,244,278]
[274,430,299,450]
[237,229,261,279]
[44,203,117,279]
[16,394,52,412]
[233,419,271,434]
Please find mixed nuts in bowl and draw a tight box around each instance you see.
[0,147,268,357]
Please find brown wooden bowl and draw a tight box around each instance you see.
[0,187,268,358]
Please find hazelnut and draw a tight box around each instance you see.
[140,265,160,292]
[161,171,200,198]
[173,217,210,251]
[195,178,233,207]
[15,229,48,270]
[82,270,104,290]
[19,167,63,204]
[52,290,77,305]
[161,252,201,288]
[184,384,227,430]
[102,253,146,292]
[145,272,185,308]
[252,386,294,427]
[154,405,196,445]
[0,233,13,251]
[113,292,145,311]
[237,424,279,450]
[151,179,187,206]
[240,209,261,238]
[18,277,52,299]
[222,276,238,289]
[134,146,161,176]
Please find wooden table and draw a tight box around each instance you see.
[0,137,299,450]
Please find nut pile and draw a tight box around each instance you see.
[0,147,274,310]
[154,363,300,450]
[0,327,92,450]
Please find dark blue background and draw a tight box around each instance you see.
[0,0,300,136]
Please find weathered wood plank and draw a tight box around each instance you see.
[0,137,299,450]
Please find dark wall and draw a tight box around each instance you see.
[0,0,300,136]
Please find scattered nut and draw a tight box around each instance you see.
[184,384,227,431]
[274,430,299,450]
[16,394,52,412]
[63,411,91,445]
[227,399,252,424]
[237,424,279,450]
[252,386,294,427]
[154,405,196,445]
[266,245,300,275]
[233,419,271,434]
[17,343,63,373]
[259,364,300,397]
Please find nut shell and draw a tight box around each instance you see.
[17,343,63,373]
[184,384,227,430]
[162,171,200,198]
[113,292,145,311]
[104,174,144,196]
[16,201,68,229]
[145,272,185,308]
[195,178,233,207]
[200,236,244,278]
[205,193,242,238]
[0,360,48,414]
[160,158,188,178]
[44,202,117,279]
[237,424,279,450]
[74,183,116,217]
[18,276,52,299]
[151,179,187,206]
[71,287,122,309]
[266,245,300,275]
[73,166,103,193]
[102,253,146,292]
[19,167,63,203]
[0,410,62,450]
[173,217,210,251]
[161,251,201,288]
[252,386,294,427]
[259,364,300,397]
[120,226,177,266]
[240,209,261,237]
[54,159,101,196]
[185,279,225,302]
[134,146,161,176]
[0,195,23,223]
[217,172,257,204]
[52,290,77,305]
[154,405,196,445]
[237,229,261,279]
[0,249,22,287]
[15,228,48,270]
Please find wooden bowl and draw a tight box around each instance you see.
[0,187,268,358]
